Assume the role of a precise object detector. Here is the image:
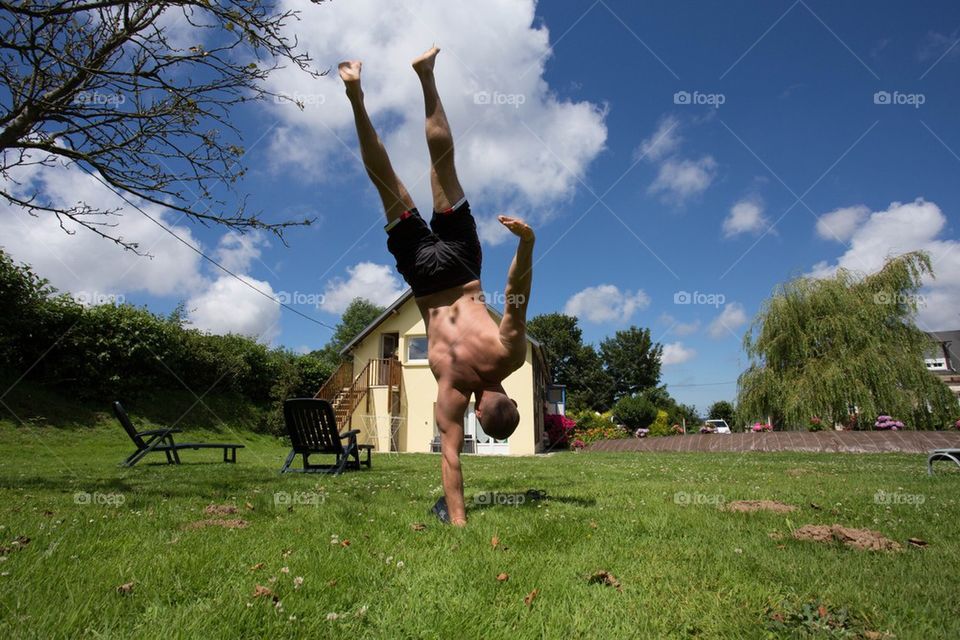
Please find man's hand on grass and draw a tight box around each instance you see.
[498,215,534,242]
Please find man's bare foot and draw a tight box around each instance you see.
[339,60,362,95]
[412,45,440,75]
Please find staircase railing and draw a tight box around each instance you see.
[315,358,404,431]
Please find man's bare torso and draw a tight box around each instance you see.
[415,280,525,393]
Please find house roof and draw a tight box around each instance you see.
[339,288,542,355]
[926,330,960,372]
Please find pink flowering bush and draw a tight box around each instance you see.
[954,419,960,430]
[874,415,905,430]
[544,414,576,447]
[751,422,773,432]
[571,439,586,450]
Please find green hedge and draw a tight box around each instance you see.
[0,251,334,433]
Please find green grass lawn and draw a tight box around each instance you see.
[1,420,958,639]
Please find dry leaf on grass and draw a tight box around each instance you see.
[907,537,928,548]
[250,562,265,571]
[116,581,134,595]
[491,536,500,549]
[253,584,277,600]
[411,523,427,532]
[183,519,249,530]
[587,571,622,592]
[523,588,539,608]
[327,579,338,587]
[203,504,238,516]
[245,502,255,511]
[340,539,351,547]
[282,549,293,559]
[589,521,598,529]
[496,572,509,582]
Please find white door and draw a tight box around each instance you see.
[465,403,509,455]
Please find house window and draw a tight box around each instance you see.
[925,357,948,371]
[406,336,428,362]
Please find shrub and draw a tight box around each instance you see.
[612,394,658,430]
[648,410,672,437]
[568,410,627,445]
[544,414,576,448]
[751,422,773,432]
[874,415,905,430]
[808,416,824,432]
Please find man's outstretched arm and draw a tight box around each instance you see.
[497,215,535,354]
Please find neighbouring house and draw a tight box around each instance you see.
[925,330,960,401]
[314,289,556,455]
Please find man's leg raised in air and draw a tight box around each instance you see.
[412,46,465,213]
[340,60,416,222]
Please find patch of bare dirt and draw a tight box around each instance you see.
[785,468,809,477]
[725,500,798,513]
[792,524,901,551]
[184,518,249,530]
[203,504,238,516]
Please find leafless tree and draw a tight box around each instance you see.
[0,0,325,250]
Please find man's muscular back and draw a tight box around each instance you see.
[416,280,526,392]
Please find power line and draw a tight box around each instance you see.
[74,167,336,332]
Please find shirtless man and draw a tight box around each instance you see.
[339,46,534,526]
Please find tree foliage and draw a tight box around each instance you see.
[599,327,662,400]
[0,0,325,249]
[527,313,614,411]
[736,252,957,430]
[310,298,385,370]
[708,400,736,424]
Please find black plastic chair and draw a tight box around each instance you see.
[280,398,372,474]
[113,401,244,467]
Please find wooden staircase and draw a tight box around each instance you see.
[315,358,402,431]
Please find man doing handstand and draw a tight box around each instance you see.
[339,46,534,526]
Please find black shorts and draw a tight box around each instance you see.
[386,199,483,297]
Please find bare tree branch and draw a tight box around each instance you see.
[0,0,326,249]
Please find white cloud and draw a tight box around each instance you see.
[0,159,206,299]
[264,0,607,237]
[815,205,869,242]
[563,284,650,324]
[319,262,406,313]
[708,302,748,338]
[723,197,770,237]
[661,342,696,366]
[635,115,681,162]
[659,313,700,336]
[215,231,269,273]
[186,275,281,342]
[648,156,717,204]
[807,198,960,330]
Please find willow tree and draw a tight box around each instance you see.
[737,252,956,430]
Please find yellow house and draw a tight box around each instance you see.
[315,289,551,455]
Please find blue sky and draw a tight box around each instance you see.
[4,0,960,413]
